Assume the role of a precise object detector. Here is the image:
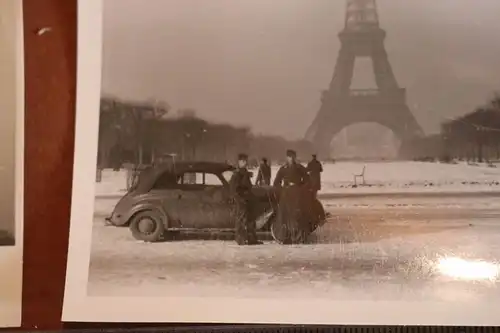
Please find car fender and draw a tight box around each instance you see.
[312,198,327,225]
[125,203,169,228]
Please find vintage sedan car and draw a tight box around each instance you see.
[106,161,327,242]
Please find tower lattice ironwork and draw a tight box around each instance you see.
[305,0,423,158]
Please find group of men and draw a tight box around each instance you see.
[228,149,323,246]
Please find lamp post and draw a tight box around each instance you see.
[191,128,207,160]
[182,132,191,161]
[199,128,207,159]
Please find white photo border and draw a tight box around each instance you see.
[0,0,24,327]
[63,0,500,326]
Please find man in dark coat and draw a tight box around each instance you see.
[272,149,310,244]
[306,154,323,197]
[229,153,263,245]
[255,157,271,186]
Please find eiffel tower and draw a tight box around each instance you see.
[305,0,423,158]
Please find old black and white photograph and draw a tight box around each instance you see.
[65,0,500,325]
[0,0,25,327]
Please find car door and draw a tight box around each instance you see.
[170,171,207,229]
[145,170,188,227]
[197,172,233,229]
[147,170,206,229]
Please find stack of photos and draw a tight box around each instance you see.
[64,0,500,326]
[0,0,24,328]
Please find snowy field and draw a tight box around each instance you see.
[88,161,500,302]
[95,161,500,197]
[88,195,500,302]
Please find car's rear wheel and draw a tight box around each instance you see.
[129,210,165,242]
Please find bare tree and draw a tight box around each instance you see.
[98,96,170,189]
[441,92,500,163]
[99,98,324,184]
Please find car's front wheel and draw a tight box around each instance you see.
[310,199,327,232]
[129,210,165,242]
[269,219,287,244]
[270,219,310,244]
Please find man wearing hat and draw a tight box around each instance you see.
[255,157,271,186]
[272,149,310,244]
[228,153,262,245]
[273,150,308,188]
[306,154,323,197]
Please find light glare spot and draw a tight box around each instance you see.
[437,257,499,281]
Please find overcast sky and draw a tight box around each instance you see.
[102,0,500,139]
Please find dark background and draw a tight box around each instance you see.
[22,0,75,329]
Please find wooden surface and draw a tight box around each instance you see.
[19,2,208,330]
[19,2,228,330]
[22,0,76,329]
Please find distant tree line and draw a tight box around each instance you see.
[97,96,315,169]
[440,94,500,163]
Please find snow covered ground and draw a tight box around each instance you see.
[88,195,500,302]
[95,161,500,197]
[88,161,500,302]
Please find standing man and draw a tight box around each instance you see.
[307,154,323,197]
[229,153,263,245]
[273,149,310,244]
[273,150,309,188]
[255,157,271,186]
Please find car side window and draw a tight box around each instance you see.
[204,173,224,186]
[177,172,224,187]
[180,172,200,185]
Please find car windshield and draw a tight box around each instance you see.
[221,170,233,183]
